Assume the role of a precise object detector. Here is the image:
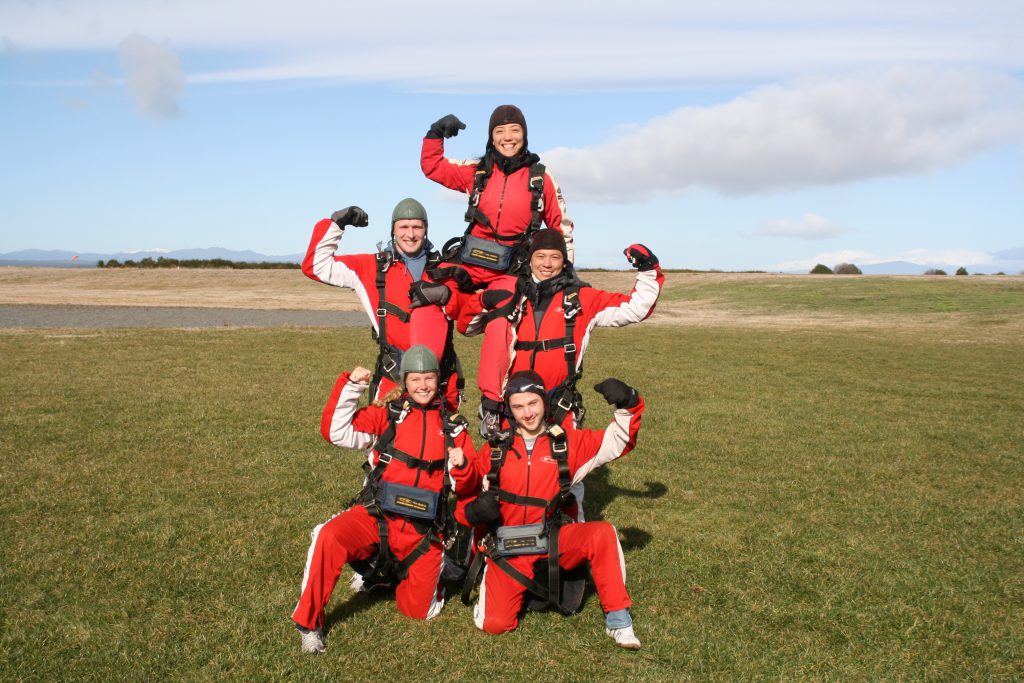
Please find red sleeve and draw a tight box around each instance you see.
[420,136,476,193]
[450,430,482,496]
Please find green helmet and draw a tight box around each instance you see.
[400,344,439,377]
[391,197,428,229]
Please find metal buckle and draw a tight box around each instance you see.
[556,395,574,412]
[564,343,576,354]
[377,452,393,465]
[382,356,398,372]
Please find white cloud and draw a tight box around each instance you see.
[542,67,1024,201]
[117,35,184,118]
[3,2,1023,88]
[757,213,849,240]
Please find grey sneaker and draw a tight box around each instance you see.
[605,625,641,650]
[296,625,325,654]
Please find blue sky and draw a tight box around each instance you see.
[2,1,1023,272]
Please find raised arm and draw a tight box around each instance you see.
[301,207,370,289]
[420,114,476,192]
[569,379,645,483]
[589,244,664,328]
[319,367,385,450]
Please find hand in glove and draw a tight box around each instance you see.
[331,206,369,228]
[464,489,501,527]
[481,289,514,310]
[623,244,659,271]
[594,378,639,409]
[408,281,451,309]
[427,114,466,139]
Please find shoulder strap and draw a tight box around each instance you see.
[527,161,546,234]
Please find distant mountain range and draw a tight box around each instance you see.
[0,248,304,267]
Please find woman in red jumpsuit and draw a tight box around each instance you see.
[291,346,479,654]
[409,105,574,433]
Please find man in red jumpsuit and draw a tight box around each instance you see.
[291,346,479,654]
[458,371,645,649]
[302,198,462,409]
[434,230,661,449]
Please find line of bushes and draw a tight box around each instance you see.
[96,257,300,269]
[810,262,862,275]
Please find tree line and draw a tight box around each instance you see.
[96,257,300,269]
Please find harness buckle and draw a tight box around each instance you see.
[382,355,398,373]
[376,308,388,318]
[564,343,577,354]
[556,395,574,413]
[377,452,393,465]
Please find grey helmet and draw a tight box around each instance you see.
[391,198,428,232]
[400,344,439,378]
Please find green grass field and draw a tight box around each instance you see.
[2,277,1022,681]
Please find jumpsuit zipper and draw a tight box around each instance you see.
[494,174,508,235]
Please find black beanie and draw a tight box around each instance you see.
[503,370,548,408]
[528,229,567,260]
[489,104,527,141]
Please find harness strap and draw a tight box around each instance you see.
[463,160,547,245]
[514,336,575,353]
[463,426,574,612]
[378,446,447,474]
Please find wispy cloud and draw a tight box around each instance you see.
[543,68,1024,200]
[3,2,1023,88]
[117,35,184,118]
[756,213,849,240]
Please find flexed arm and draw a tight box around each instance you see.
[319,367,382,450]
[590,244,665,328]
[570,379,645,483]
[301,207,369,289]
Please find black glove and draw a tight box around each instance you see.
[465,490,501,527]
[594,378,639,409]
[426,114,466,139]
[331,206,369,228]
[408,281,451,309]
[481,289,514,310]
[624,244,658,271]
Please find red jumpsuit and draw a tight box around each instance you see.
[412,137,574,399]
[292,373,479,629]
[459,398,645,634]
[302,217,461,409]
[454,266,665,403]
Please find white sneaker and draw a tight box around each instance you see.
[605,625,641,650]
[297,626,325,654]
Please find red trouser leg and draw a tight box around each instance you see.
[291,506,379,630]
[476,275,518,402]
[408,303,450,362]
[476,555,536,634]
[557,522,631,613]
[390,530,445,620]
[475,522,631,634]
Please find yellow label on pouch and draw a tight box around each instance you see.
[395,496,429,512]
[469,248,500,264]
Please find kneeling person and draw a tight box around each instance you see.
[291,346,479,654]
[459,371,645,649]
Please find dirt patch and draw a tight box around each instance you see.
[0,267,360,311]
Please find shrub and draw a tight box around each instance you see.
[955,266,968,276]
[833,262,862,275]
[924,268,947,276]
[810,264,833,274]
